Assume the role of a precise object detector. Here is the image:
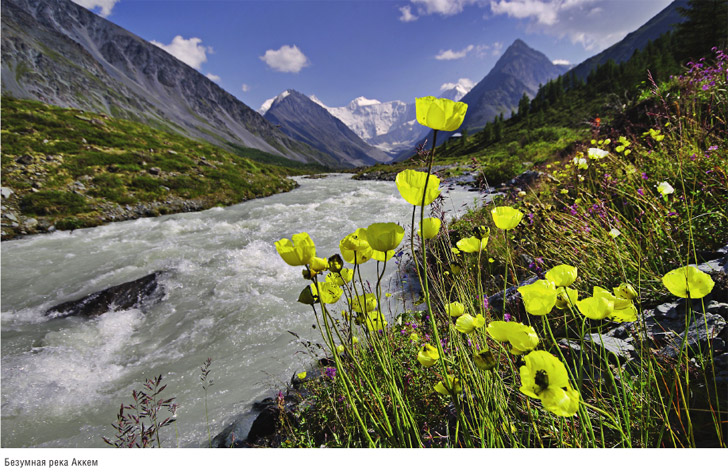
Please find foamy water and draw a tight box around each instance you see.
[1,174,481,447]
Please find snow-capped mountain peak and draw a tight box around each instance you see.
[259,90,291,114]
[350,96,382,108]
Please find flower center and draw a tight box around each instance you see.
[534,369,549,394]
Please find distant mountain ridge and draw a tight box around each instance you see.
[263,90,391,167]
[456,39,570,133]
[569,0,688,80]
[395,39,568,158]
[313,82,471,158]
[1,0,332,165]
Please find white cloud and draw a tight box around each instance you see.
[488,0,584,25]
[488,0,672,51]
[71,0,120,17]
[490,41,504,57]
[241,83,251,92]
[552,59,571,65]
[410,0,482,16]
[206,73,221,82]
[259,45,310,73]
[151,36,212,70]
[435,44,474,60]
[399,5,419,22]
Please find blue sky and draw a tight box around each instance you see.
[73,1,675,111]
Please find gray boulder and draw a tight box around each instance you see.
[45,271,163,318]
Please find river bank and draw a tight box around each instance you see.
[0,179,298,241]
[1,174,482,447]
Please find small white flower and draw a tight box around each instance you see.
[609,228,621,238]
[573,157,588,169]
[657,181,674,196]
[587,148,609,160]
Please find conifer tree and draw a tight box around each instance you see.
[676,0,728,60]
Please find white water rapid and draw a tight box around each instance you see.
[1,174,482,447]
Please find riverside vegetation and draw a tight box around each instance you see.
[102,46,727,449]
[263,52,727,447]
[0,97,328,239]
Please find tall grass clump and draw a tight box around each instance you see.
[270,50,726,448]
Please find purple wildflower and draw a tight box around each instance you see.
[325,367,337,380]
[637,188,644,196]
[503,313,511,322]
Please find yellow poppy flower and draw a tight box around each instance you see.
[395,169,441,206]
[336,345,345,354]
[340,228,370,251]
[326,268,354,286]
[454,313,485,334]
[309,256,329,273]
[275,232,316,266]
[593,286,630,310]
[434,375,462,396]
[576,296,614,320]
[417,343,440,367]
[555,287,579,310]
[365,311,387,332]
[371,249,396,262]
[610,303,638,323]
[613,283,638,300]
[419,217,442,240]
[662,265,715,299]
[545,265,578,287]
[519,350,579,417]
[415,96,468,131]
[310,282,343,304]
[486,321,539,354]
[491,206,524,230]
[350,293,377,313]
[456,236,488,253]
[340,228,374,264]
[519,279,558,316]
[297,371,307,380]
[445,301,465,317]
[366,222,405,252]
[409,332,420,342]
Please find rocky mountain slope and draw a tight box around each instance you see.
[455,39,569,133]
[1,0,332,166]
[397,39,569,158]
[263,90,391,168]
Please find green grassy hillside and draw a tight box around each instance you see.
[0,97,327,238]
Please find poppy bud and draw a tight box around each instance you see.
[473,350,497,371]
[328,254,344,273]
[298,285,317,305]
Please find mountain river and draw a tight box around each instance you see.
[1,174,482,447]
